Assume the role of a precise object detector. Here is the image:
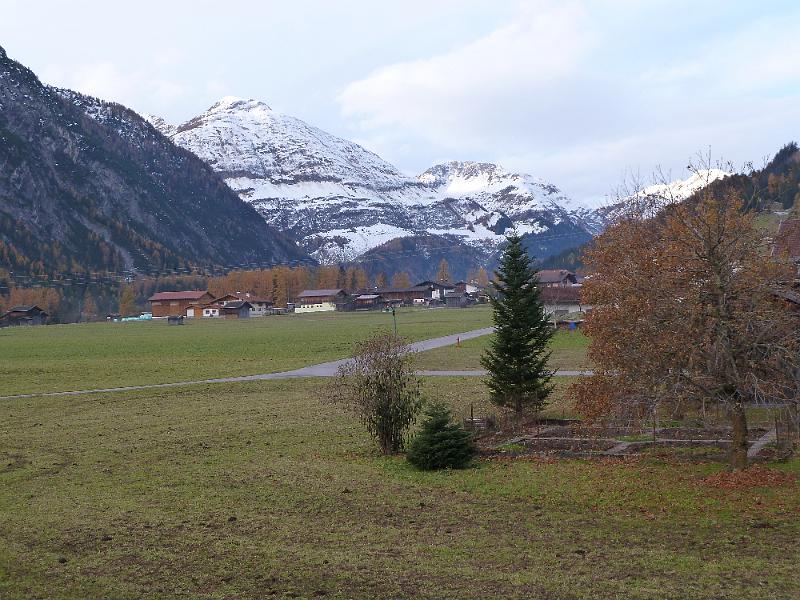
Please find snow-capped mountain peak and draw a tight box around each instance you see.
[208,95,270,112]
[155,98,596,267]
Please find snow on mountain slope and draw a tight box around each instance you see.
[638,169,730,202]
[153,97,594,265]
[168,96,410,191]
[581,169,733,233]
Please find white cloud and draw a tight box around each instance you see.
[338,3,800,202]
[339,1,594,150]
[40,58,188,115]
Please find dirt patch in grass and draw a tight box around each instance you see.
[0,453,28,473]
[701,467,798,489]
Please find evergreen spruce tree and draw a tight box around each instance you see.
[481,232,554,414]
[407,402,475,470]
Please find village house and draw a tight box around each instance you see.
[536,269,579,287]
[454,280,480,294]
[0,305,48,327]
[184,299,252,319]
[415,280,455,301]
[374,286,432,306]
[539,286,591,318]
[148,290,214,317]
[353,294,385,310]
[221,300,252,319]
[186,302,220,318]
[296,289,349,313]
[232,293,274,316]
[210,293,274,317]
[444,291,474,308]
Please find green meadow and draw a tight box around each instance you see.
[415,329,592,372]
[0,307,493,396]
[0,378,797,599]
[1,310,797,599]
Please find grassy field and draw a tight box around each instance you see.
[0,307,492,396]
[0,377,797,599]
[415,330,592,371]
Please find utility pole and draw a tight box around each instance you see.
[391,305,397,338]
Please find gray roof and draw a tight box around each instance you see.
[222,300,251,309]
[6,305,46,314]
[297,289,346,298]
[374,286,431,294]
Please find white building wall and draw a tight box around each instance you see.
[295,302,336,313]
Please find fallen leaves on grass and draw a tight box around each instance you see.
[701,467,797,489]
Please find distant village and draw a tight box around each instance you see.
[7,216,800,329]
[143,269,590,324]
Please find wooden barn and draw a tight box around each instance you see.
[220,300,252,319]
[148,291,214,317]
[374,286,432,306]
[353,294,385,310]
[0,305,48,327]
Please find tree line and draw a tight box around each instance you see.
[0,260,492,321]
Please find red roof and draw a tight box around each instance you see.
[774,219,800,260]
[148,290,211,302]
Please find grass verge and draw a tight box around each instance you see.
[414,330,591,372]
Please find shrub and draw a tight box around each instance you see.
[407,402,476,470]
[329,332,422,454]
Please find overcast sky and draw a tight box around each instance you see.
[3,0,799,205]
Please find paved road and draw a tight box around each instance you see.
[0,326,590,401]
[417,369,593,377]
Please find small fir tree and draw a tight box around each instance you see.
[407,402,475,470]
[481,232,554,414]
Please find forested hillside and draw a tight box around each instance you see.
[0,46,308,283]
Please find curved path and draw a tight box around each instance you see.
[0,327,590,401]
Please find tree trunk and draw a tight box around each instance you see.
[729,403,749,470]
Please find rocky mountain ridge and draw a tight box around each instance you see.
[151,98,596,273]
[0,46,309,280]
